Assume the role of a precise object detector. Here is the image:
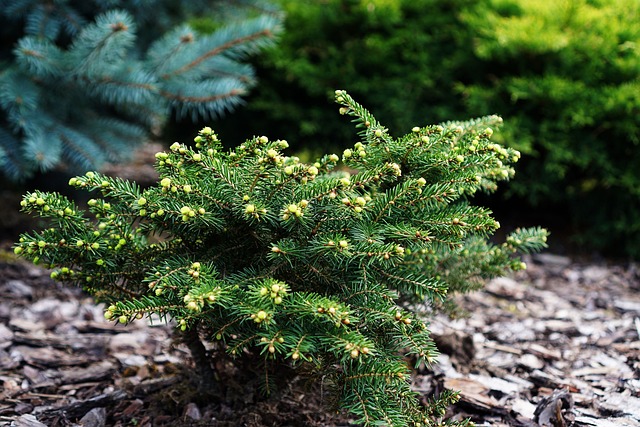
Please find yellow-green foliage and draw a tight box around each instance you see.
[458,0,640,256]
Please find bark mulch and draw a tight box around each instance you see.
[1,252,639,427]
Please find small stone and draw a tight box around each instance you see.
[79,407,107,427]
[184,402,202,420]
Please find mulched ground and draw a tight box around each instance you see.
[429,254,640,426]
[1,250,639,427]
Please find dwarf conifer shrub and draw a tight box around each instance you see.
[14,91,547,426]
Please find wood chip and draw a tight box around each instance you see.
[39,390,127,420]
[598,393,640,419]
[518,353,544,370]
[575,416,640,427]
[468,374,521,395]
[534,389,574,426]
[614,301,640,313]
[9,319,45,333]
[58,361,115,385]
[572,366,619,377]
[527,343,562,360]
[12,345,98,368]
[511,398,536,419]
[444,377,501,412]
[12,414,47,427]
[483,341,523,355]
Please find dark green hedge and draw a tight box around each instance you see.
[208,0,479,150]
[205,0,640,258]
[459,0,640,257]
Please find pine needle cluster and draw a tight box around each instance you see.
[14,91,548,426]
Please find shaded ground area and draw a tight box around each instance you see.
[0,256,353,427]
[1,252,639,427]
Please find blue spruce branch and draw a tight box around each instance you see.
[0,0,281,180]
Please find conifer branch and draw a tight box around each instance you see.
[160,29,275,80]
[158,87,245,103]
[0,2,282,179]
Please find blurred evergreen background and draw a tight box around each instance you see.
[2,0,639,259]
[206,0,640,259]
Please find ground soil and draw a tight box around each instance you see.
[2,245,639,427]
